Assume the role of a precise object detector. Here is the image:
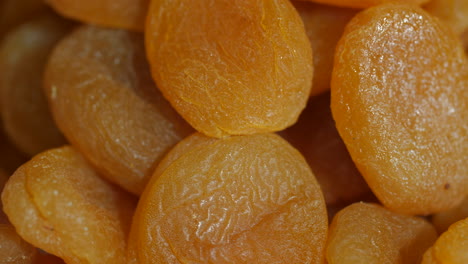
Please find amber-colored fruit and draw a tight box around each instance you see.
[130,133,328,264]
[296,0,429,9]
[425,0,468,35]
[293,2,357,96]
[0,224,37,264]
[0,0,46,37]
[33,253,65,264]
[0,13,70,156]
[280,92,370,205]
[1,146,136,264]
[327,203,437,264]
[422,217,468,264]
[45,25,193,195]
[432,197,468,234]
[331,3,468,215]
[45,0,149,31]
[146,0,313,138]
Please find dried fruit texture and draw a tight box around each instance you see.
[331,3,468,215]
[296,0,429,9]
[432,197,468,234]
[146,0,313,138]
[280,92,370,205]
[424,0,468,35]
[1,146,136,264]
[0,224,37,264]
[0,13,70,156]
[327,203,438,264]
[293,2,357,96]
[0,0,46,38]
[422,217,468,264]
[131,133,328,264]
[45,0,149,31]
[45,25,193,195]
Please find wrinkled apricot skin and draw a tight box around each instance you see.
[1,146,136,264]
[327,203,437,264]
[281,92,370,206]
[131,133,328,264]
[45,0,149,31]
[422,217,468,264]
[331,3,468,215]
[424,0,468,35]
[146,0,313,138]
[432,197,468,234]
[0,13,69,156]
[293,2,357,96]
[296,0,429,9]
[45,25,193,195]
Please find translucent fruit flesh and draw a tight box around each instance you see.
[432,197,468,234]
[0,224,37,264]
[425,0,468,35]
[45,0,149,31]
[0,13,69,156]
[327,203,438,264]
[331,3,468,215]
[146,0,313,138]
[45,25,193,195]
[131,133,328,264]
[296,0,429,9]
[1,146,136,264]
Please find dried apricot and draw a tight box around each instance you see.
[327,203,437,264]
[281,92,370,205]
[146,0,313,138]
[0,0,46,37]
[422,217,468,264]
[45,25,193,195]
[293,2,357,96]
[0,13,69,156]
[331,3,468,215]
[131,133,328,264]
[1,146,136,264]
[0,224,37,264]
[45,0,149,31]
[432,197,468,233]
[425,0,468,35]
[297,0,429,9]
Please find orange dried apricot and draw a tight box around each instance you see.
[0,13,69,156]
[45,25,193,195]
[0,224,37,264]
[293,2,357,96]
[327,202,438,264]
[146,0,313,138]
[45,0,149,31]
[432,197,468,234]
[331,3,468,215]
[297,0,429,9]
[131,133,328,264]
[1,146,136,264]
[425,0,468,35]
[281,92,370,205]
[0,0,46,37]
[422,217,468,264]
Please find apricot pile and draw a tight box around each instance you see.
[0,0,467,263]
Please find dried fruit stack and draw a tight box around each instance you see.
[0,0,467,263]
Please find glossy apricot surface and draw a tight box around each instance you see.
[45,25,193,195]
[331,3,468,215]
[131,133,328,264]
[1,146,136,264]
[146,0,313,137]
